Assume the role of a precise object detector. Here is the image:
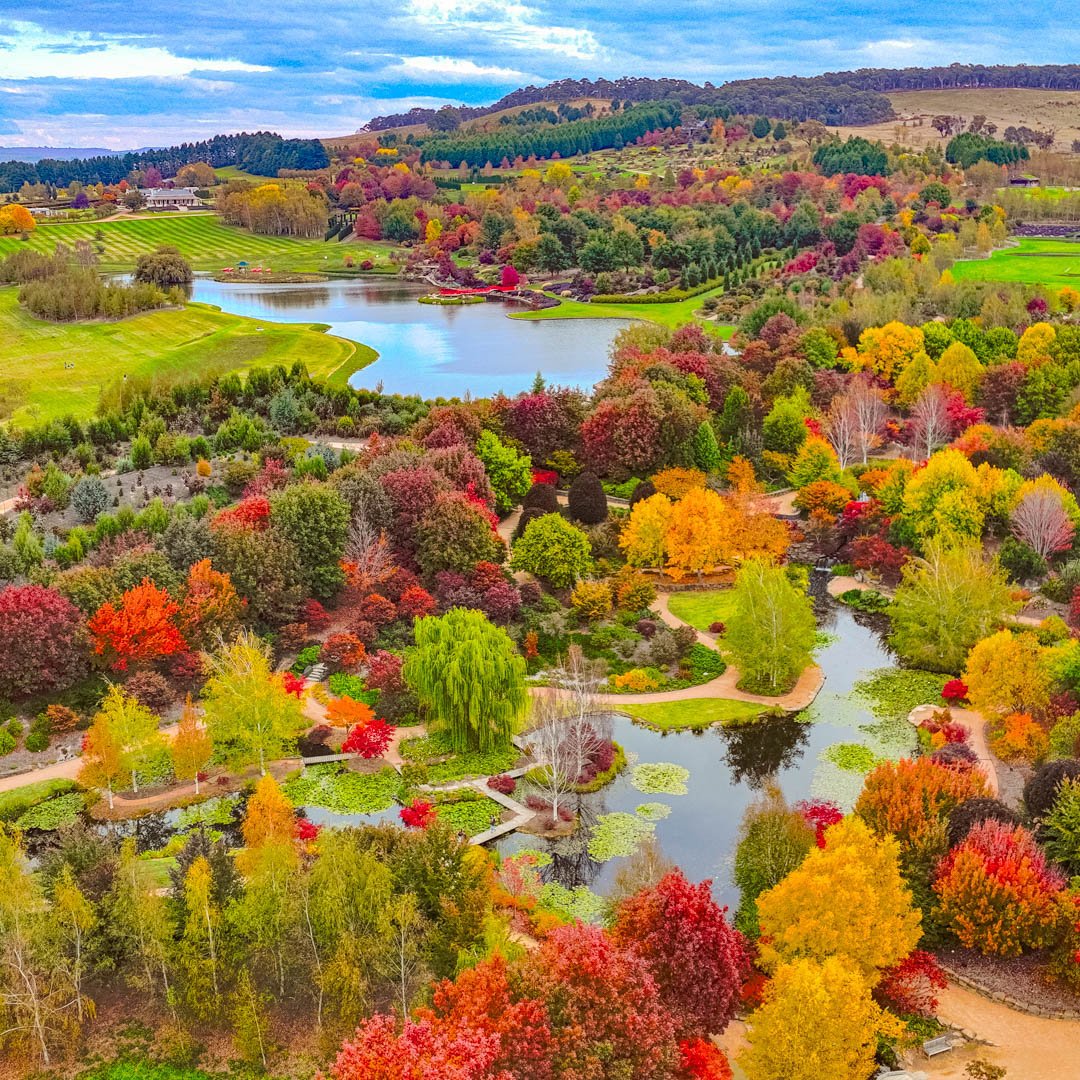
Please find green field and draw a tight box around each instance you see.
[952,238,1080,289]
[513,285,734,334]
[0,212,395,273]
[0,287,371,425]
[666,589,738,632]
[213,164,283,184]
[624,697,763,730]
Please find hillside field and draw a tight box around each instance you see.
[836,88,1080,154]
[0,287,370,426]
[952,237,1080,289]
[0,213,395,273]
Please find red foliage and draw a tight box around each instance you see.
[282,672,306,698]
[945,390,985,434]
[487,774,517,794]
[875,949,948,1018]
[400,799,436,829]
[0,584,87,698]
[795,798,843,848]
[532,468,559,486]
[295,818,321,842]
[500,265,520,287]
[360,593,398,628]
[211,495,271,531]
[398,584,437,619]
[850,532,910,584]
[88,578,187,671]
[303,599,330,631]
[611,869,748,1038]
[678,1038,733,1080]
[242,459,289,498]
[366,649,405,695]
[472,561,507,592]
[942,679,969,703]
[464,481,500,530]
[320,632,367,671]
[342,717,395,759]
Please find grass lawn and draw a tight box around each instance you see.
[512,285,734,334]
[214,164,283,184]
[952,238,1080,289]
[625,697,763,730]
[0,287,372,425]
[666,589,738,632]
[0,212,397,273]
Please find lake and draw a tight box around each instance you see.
[189,276,628,399]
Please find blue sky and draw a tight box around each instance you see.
[0,2,1077,148]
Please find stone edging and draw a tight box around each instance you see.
[939,961,1080,1020]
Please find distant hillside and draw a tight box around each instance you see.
[0,146,123,162]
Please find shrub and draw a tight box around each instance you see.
[793,479,851,516]
[629,479,657,507]
[570,580,613,622]
[567,470,608,524]
[609,668,661,692]
[989,712,1049,764]
[614,569,657,612]
[25,714,51,753]
[196,458,213,477]
[44,704,80,733]
[123,670,174,712]
[946,797,1021,847]
[652,467,706,499]
[708,621,726,635]
[1042,778,1080,875]
[522,482,560,513]
[1024,759,1080,820]
[942,678,969,703]
[934,820,1064,955]
[875,950,948,1018]
[487,773,516,794]
[0,729,15,756]
[1050,712,1080,759]
[70,475,110,522]
[0,584,87,699]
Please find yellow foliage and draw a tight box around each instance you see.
[609,668,661,692]
[855,321,926,382]
[933,341,983,403]
[726,455,761,496]
[569,579,614,622]
[239,774,296,875]
[0,204,36,235]
[756,816,921,981]
[652,467,706,499]
[1017,322,1056,367]
[619,492,673,569]
[964,630,1053,720]
[903,449,986,542]
[665,487,727,579]
[740,956,907,1080]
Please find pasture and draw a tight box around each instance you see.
[0,287,369,426]
[0,213,394,273]
[951,237,1080,289]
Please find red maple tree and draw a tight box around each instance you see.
[88,578,187,671]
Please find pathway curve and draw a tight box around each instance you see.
[909,704,998,796]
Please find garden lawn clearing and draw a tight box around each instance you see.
[512,286,734,333]
[952,238,1080,290]
[0,287,369,425]
[0,212,395,273]
[624,697,764,730]
[665,589,738,633]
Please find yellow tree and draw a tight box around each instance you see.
[664,487,726,580]
[78,709,125,810]
[756,816,921,981]
[242,774,297,855]
[726,455,760,496]
[854,321,926,382]
[1017,322,1056,367]
[717,495,791,565]
[619,492,673,570]
[932,341,983,403]
[964,630,1054,720]
[0,204,35,235]
[171,695,213,795]
[740,956,906,1080]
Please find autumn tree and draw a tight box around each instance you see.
[510,513,592,587]
[611,869,748,1037]
[964,630,1053,720]
[756,816,921,981]
[180,559,244,648]
[174,856,223,1019]
[664,487,726,579]
[889,540,1017,672]
[725,560,816,694]
[827,377,885,468]
[404,609,527,753]
[0,584,87,698]
[1011,476,1077,559]
[88,578,187,671]
[620,492,673,569]
[79,684,164,796]
[170,695,212,794]
[201,631,306,772]
[740,956,905,1080]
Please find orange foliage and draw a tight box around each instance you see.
[326,696,375,729]
[180,559,243,648]
[88,578,187,671]
[989,712,1049,764]
[652,467,706,499]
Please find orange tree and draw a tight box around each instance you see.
[88,578,187,671]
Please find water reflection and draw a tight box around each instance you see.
[188,276,629,399]
[720,716,810,789]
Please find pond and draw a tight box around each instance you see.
[494,577,919,910]
[188,276,629,399]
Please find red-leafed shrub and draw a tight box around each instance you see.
[282,672,306,698]
[678,1037,733,1080]
[487,773,517,795]
[303,599,330,631]
[0,584,88,698]
[366,649,405,695]
[398,585,437,619]
[532,468,559,486]
[400,799,436,829]
[942,678,969,703]
[934,820,1065,955]
[874,949,948,1017]
[708,621,726,635]
[342,717,395,758]
[211,495,271,531]
[295,818,321,842]
[360,593,398,628]
[795,798,843,848]
[320,632,367,671]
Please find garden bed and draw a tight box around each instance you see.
[399,730,523,784]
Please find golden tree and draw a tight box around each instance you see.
[619,492,673,570]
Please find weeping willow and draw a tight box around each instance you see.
[403,609,527,753]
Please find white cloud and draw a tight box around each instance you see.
[404,0,602,60]
[0,20,271,81]
[389,55,536,81]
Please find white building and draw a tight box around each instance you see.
[142,187,201,209]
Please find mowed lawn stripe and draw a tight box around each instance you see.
[953,238,1080,289]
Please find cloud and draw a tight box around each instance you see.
[387,55,537,82]
[0,19,271,81]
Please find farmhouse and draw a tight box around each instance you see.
[141,187,201,209]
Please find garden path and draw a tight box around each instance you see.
[909,704,998,796]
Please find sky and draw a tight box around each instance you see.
[1,2,1078,149]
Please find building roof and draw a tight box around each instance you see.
[141,187,199,199]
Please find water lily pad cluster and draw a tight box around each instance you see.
[283,763,400,815]
[588,811,656,861]
[539,882,608,923]
[631,762,690,795]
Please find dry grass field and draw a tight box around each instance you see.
[836,88,1080,153]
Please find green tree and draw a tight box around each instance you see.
[889,540,1018,672]
[88,684,165,795]
[692,420,722,473]
[201,631,305,772]
[510,513,592,587]
[269,481,350,599]
[175,855,223,1019]
[404,609,527,753]
[726,560,817,694]
[475,429,532,514]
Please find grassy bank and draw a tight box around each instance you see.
[626,698,763,730]
[952,237,1080,289]
[666,589,737,632]
[0,212,396,273]
[511,285,734,334]
[0,287,371,425]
